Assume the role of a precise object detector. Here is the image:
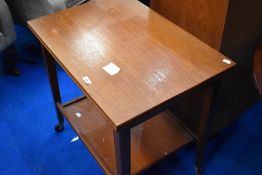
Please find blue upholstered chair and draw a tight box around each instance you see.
[0,0,20,75]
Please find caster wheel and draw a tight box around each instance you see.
[55,124,64,132]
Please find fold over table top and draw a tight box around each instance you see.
[28,0,235,128]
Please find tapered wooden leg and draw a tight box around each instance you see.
[41,45,64,132]
[195,81,220,175]
[114,128,131,175]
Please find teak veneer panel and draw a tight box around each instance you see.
[28,0,234,128]
[151,0,229,50]
[61,97,193,175]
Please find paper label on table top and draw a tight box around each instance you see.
[102,62,120,76]
[223,59,232,64]
[82,76,92,85]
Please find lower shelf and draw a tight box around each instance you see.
[58,97,193,175]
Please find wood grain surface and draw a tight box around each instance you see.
[60,97,193,175]
[151,0,229,50]
[28,0,235,128]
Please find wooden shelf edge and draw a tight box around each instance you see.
[56,101,114,175]
[57,96,193,174]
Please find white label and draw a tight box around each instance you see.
[102,62,120,76]
[223,59,232,64]
[75,112,82,118]
[82,76,92,85]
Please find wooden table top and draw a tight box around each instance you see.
[28,0,235,129]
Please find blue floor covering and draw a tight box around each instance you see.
[0,26,262,175]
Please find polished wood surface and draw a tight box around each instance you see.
[30,1,237,174]
[151,0,262,136]
[151,0,229,50]
[253,43,262,95]
[28,0,234,128]
[59,97,193,175]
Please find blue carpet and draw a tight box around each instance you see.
[0,26,262,175]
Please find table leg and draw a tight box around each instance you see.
[195,81,220,175]
[114,128,131,175]
[41,45,64,132]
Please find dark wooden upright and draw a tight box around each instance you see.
[151,0,262,134]
[254,42,262,97]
